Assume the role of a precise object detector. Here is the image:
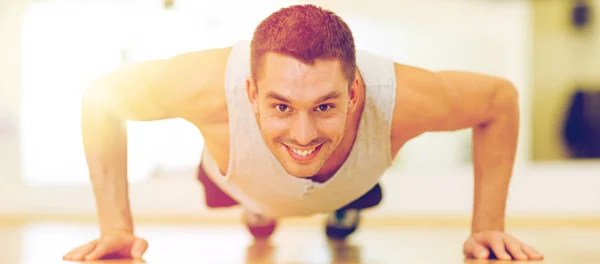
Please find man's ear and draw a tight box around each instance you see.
[348,70,361,111]
[246,75,259,114]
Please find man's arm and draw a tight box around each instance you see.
[390,63,541,261]
[391,63,518,232]
[82,60,177,236]
[82,47,230,235]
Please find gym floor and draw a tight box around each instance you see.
[1,218,599,263]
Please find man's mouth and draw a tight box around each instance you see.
[283,143,323,162]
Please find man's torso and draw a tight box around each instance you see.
[177,41,404,217]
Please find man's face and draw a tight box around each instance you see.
[247,53,358,178]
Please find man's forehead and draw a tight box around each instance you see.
[261,53,344,78]
[258,80,343,97]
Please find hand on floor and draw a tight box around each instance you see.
[62,229,148,261]
[462,230,544,261]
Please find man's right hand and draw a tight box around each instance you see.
[62,229,148,261]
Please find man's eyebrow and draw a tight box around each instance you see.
[265,91,342,104]
[265,91,290,103]
[315,91,342,103]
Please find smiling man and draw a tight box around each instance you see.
[63,4,543,262]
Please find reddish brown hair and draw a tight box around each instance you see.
[250,4,356,86]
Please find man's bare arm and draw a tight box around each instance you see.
[81,47,230,235]
[391,63,519,233]
[390,63,541,260]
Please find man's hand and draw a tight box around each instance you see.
[463,230,543,261]
[62,229,148,261]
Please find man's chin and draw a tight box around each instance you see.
[280,164,320,178]
[277,157,324,178]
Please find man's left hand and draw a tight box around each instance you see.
[463,230,544,261]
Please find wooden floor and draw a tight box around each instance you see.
[1,220,599,263]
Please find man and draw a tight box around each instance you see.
[63,4,543,262]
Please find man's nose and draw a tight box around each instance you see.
[290,113,318,146]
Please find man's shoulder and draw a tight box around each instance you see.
[355,48,397,89]
[156,45,234,123]
[169,45,234,71]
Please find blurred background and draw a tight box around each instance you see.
[1,0,599,222]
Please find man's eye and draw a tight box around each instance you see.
[317,104,333,112]
[275,105,289,112]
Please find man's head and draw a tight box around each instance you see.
[246,4,360,178]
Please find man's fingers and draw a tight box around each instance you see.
[63,241,97,261]
[463,239,490,259]
[131,238,149,259]
[503,238,528,260]
[522,244,544,260]
[503,234,543,260]
[466,232,543,261]
[84,242,110,260]
[69,242,97,260]
[486,236,512,260]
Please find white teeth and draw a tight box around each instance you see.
[290,146,316,156]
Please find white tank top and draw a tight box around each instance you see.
[201,40,397,218]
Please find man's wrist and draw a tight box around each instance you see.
[101,226,134,237]
[471,218,505,234]
[100,219,134,236]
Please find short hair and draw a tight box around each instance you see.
[250,4,356,87]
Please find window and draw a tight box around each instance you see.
[20,0,300,185]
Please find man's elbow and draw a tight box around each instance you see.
[476,79,519,128]
[81,79,122,119]
[492,79,520,113]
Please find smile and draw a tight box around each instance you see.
[283,143,323,162]
[290,146,317,156]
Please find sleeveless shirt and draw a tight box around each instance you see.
[200,40,397,219]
